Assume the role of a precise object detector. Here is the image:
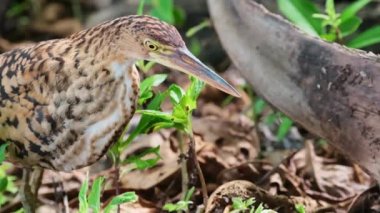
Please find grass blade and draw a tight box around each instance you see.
[340,0,371,23]
[347,25,380,48]
[88,176,104,213]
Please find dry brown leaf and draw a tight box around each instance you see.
[193,114,260,168]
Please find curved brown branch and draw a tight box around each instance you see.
[207,0,380,181]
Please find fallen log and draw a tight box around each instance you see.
[207,0,380,181]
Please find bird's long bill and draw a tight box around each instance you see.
[159,48,241,97]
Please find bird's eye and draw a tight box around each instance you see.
[144,40,158,51]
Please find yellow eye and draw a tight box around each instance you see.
[144,40,158,51]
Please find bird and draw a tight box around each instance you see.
[0,15,240,172]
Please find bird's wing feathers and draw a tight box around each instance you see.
[0,40,73,167]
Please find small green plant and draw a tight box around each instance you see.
[123,146,161,170]
[0,144,17,209]
[278,0,380,48]
[163,187,195,212]
[230,197,275,213]
[78,175,138,213]
[246,88,293,142]
[295,204,306,213]
[0,163,17,208]
[112,74,204,157]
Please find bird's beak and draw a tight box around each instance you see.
[155,48,241,97]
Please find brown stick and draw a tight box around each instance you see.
[188,133,208,205]
[20,169,38,213]
[208,0,380,182]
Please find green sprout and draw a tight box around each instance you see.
[230,197,275,213]
[78,175,137,213]
[163,187,195,212]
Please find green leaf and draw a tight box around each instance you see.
[0,143,8,164]
[0,177,8,192]
[150,0,174,23]
[168,84,185,104]
[347,25,380,48]
[340,16,362,37]
[276,116,293,141]
[186,20,211,38]
[163,187,194,212]
[163,200,193,212]
[295,204,306,213]
[124,146,161,169]
[264,113,277,125]
[184,187,195,202]
[88,176,104,213]
[254,203,264,213]
[137,110,173,120]
[123,92,169,147]
[325,0,336,17]
[152,121,176,130]
[137,0,145,15]
[340,0,371,23]
[320,33,337,42]
[188,76,205,102]
[78,174,89,213]
[312,13,330,20]
[173,6,186,26]
[277,0,322,36]
[139,74,167,105]
[254,99,267,119]
[232,197,245,210]
[104,192,138,213]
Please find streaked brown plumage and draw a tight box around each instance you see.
[0,15,239,171]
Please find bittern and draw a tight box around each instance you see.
[0,15,239,172]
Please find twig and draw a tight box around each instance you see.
[188,132,208,206]
[177,131,189,200]
[30,168,43,197]
[256,150,299,186]
[114,159,121,213]
[20,169,38,213]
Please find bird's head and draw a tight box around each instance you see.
[118,15,240,97]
